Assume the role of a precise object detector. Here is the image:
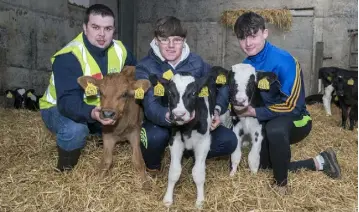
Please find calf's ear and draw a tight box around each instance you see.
[121,66,136,78]
[77,76,99,90]
[5,90,15,98]
[211,66,229,85]
[256,71,278,90]
[148,74,159,86]
[128,79,151,98]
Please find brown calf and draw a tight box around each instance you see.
[77,66,151,181]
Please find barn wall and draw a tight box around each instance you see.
[136,0,358,95]
[0,0,118,96]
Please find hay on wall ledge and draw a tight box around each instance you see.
[221,9,293,32]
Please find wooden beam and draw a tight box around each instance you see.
[313,42,324,94]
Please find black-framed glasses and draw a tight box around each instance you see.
[157,36,184,45]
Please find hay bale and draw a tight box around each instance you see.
[221,9,292,32]
[0,105,357,211]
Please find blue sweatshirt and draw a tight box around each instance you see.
[52,33,137,123]
[243,41,309,121]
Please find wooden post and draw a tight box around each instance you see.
[313,42,324,94]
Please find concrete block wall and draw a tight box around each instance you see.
[136,0,358,95]
[0,0,118,97]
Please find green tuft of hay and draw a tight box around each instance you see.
[221,9,292,32]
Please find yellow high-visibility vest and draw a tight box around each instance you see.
[39,32,127,109]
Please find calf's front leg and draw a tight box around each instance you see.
[192,136,210,209]
[340,103,348,129]
[99,133,117,177]
[248,130,263,174]
[127,129,147,182]
[230,123,243,176]
[163,135,184,207]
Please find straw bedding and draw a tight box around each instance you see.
[221,9,292,31]
[0,104,357,211]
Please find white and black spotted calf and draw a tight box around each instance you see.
[331,71,358,130]
[4,88,26,109]
[225,63,277,176]
[24,89,42,111]
[149,69,221,208]
[4,88,42,111]
[318,67,357,116]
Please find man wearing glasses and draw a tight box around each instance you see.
[135,16,237,175]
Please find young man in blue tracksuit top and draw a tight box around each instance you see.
[135,16,237,174]
[233,12,341,194]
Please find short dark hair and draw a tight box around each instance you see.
[154,16,187,38]
[234,12,266,40]
[84,4,115,25]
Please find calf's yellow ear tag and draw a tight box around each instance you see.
[27,92,33,97]
[198,86,209,97]
[258,77,270,90]
[154,82,165,96]
[327,76,332,81]
[163,69,174,80]
[216,74,226,84]
[6,93,13,98]
[85,82,97,97]
[134,87,144,99]
[347,78,354,86]
[334,96,339,101]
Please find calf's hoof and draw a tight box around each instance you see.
[229,166,238,177]
[99,169,109,178]
[195,200,204,209]
[163,199,173,207]
[141,179,152,191]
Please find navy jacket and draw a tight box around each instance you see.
[52,33,137,123]
[136,48,229,127]
[243,41,309,121]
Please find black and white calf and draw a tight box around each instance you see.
[332,71,358,130]
[319,67,357,116]
[4,88,26,109]
[226,63,277,176]
[24,89,42,111]
[149,70,219,208]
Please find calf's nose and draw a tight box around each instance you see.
[102,110,116,119]
[235,97,246,106]
[173,111,186,118]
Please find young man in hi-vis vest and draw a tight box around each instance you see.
[39,4,137,172]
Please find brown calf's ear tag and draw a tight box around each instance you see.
[154,82,165,96]
[327,76,332,81]
[134,87,144,99]
[347,78,354,86]
[198,86,209,97]
[163,69,174,80]
[6,93,13,98]
[334,96,339,101]
[258,77,270,90]
[216,74,227,84]
[85,82,98,97]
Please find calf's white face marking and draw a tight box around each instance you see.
[170,74,196,125]
[231,64,257,110]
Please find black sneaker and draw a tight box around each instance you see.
[320,148,341,179]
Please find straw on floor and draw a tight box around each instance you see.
[0,104,357,211]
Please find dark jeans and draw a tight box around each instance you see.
[40,106,102,151]
[140,120,238,170]
[260,115,314,186]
